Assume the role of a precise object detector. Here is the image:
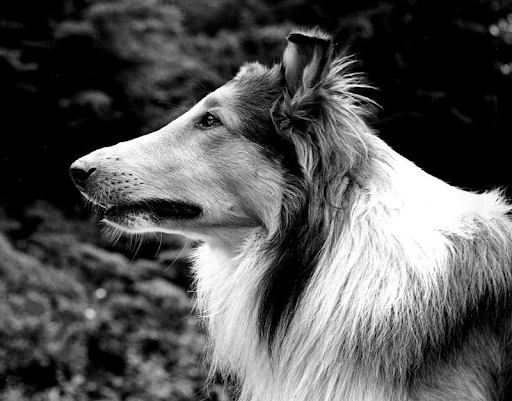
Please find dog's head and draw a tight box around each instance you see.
[70,29,371,245]
[69,63,285,242]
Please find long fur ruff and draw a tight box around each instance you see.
[192,29,512,401]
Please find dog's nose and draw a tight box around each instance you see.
[69,159,96,189]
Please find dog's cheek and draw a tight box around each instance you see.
[191,132,284,228]
[224,155,284,229]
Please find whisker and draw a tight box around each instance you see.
[154,232,164,258]
[164,236,189,273]
[129,233,144,266]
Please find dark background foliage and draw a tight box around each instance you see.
[1,0,511,400]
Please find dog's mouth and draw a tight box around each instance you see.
[96,199,202,221]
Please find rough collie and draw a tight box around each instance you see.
[70,29,512,401]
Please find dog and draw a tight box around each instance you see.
[70,29,512,401]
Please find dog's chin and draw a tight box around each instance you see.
[107,199,201,219]
[92,199,202,229]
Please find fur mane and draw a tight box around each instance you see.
[192,29,512,401]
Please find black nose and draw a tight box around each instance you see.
[69,160,96,189]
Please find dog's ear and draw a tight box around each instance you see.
[282,30,331,97]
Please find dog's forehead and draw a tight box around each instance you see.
[207,65,283,110]
[203,85,237,109]
[235,62,270,79]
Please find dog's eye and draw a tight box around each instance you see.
[197,112,221,129]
